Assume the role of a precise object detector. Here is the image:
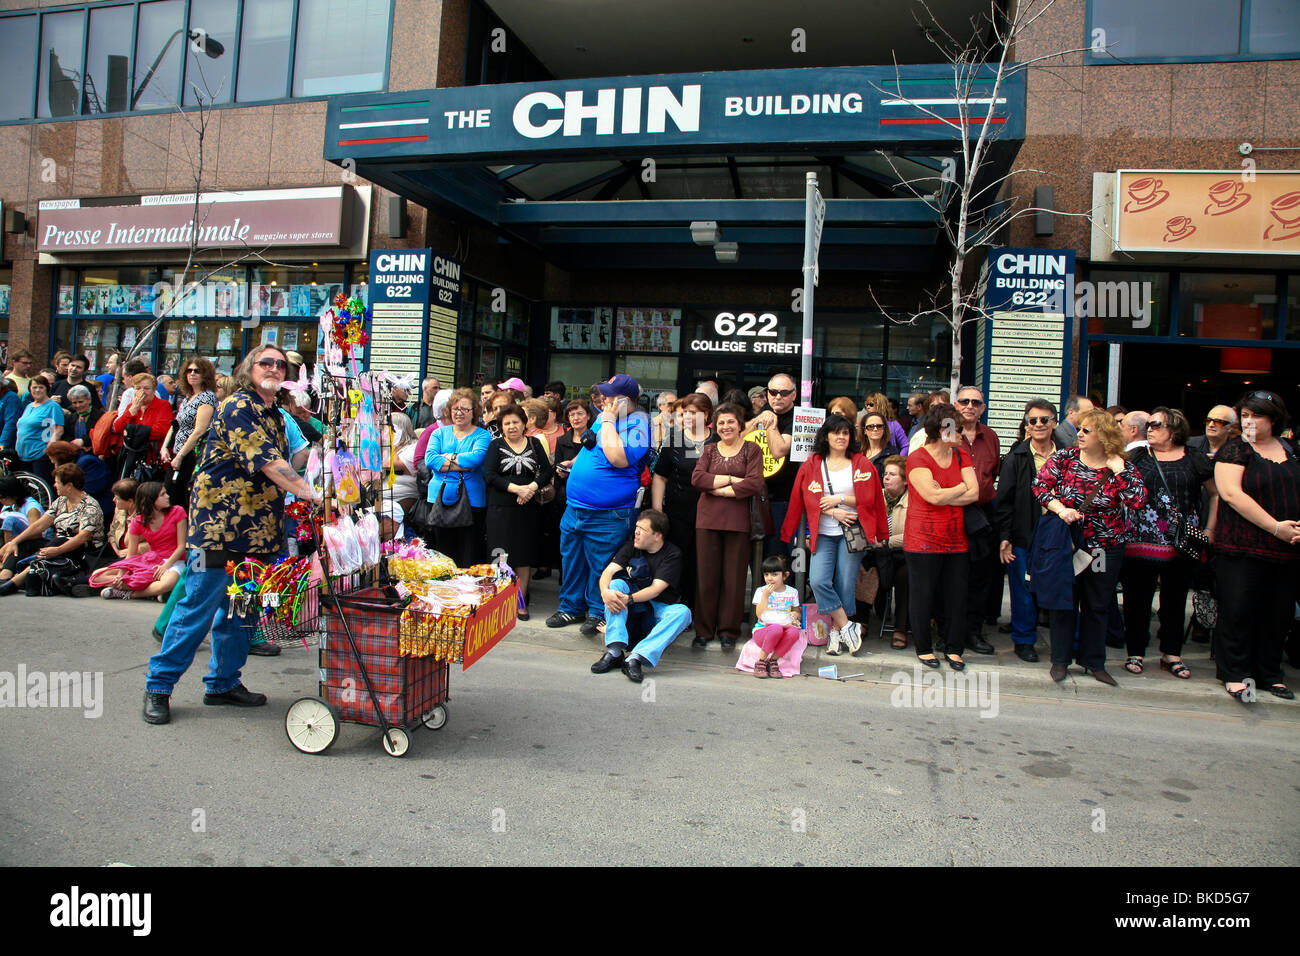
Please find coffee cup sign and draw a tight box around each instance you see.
[789,406,826,462]
[1115,170,1300,254]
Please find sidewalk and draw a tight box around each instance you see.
[512,573,1300,715]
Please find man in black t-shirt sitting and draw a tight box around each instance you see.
[590,509,691,683]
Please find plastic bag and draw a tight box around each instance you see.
[330,447,361,505]
[322,517,362,575]
[355,510,381,569]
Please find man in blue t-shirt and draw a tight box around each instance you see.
[546,373,651,634]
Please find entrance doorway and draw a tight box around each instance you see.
[684,360,787,406]
[1088,342,1300,424]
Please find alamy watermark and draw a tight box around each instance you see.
[890,664,1000,718]
[0,666,102,718]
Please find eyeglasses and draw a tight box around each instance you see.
[451,406,473,414]
[256,358,288,372]
[1249,391,1276,402]
[864,423,886,430]
[1078,427,1094,436]
[1205,417,1230,426]
[864,402,875,408]
[1148,421,1168,430]
[1026,416,1053,426]
[956,398,984,407]
[186,367,201,374]
[767,387,795,397]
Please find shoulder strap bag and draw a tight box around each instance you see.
[429,471,473,529]
[747,442,774,541]
[823,458,869,553]
[1150,454,1209,561]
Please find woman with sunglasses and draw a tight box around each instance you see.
[1213,391,1300,702]
[862,392,909,458]
[859,410,898,481]
[162,356,218,505]
[1032,409,1147,685]
[1121,407,1216,679]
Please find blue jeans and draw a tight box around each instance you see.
[558,505,635,619]
[603,579,692,667]
[146,551,253,695]
[809,532,864,617]
[1007,545,1038,645]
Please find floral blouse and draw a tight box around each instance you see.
[173,389,217,450]
[1032,447,1148,550]
[49,494,106,550]
[1126,446,1211,558]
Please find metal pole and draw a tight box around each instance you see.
[800,172,817,406]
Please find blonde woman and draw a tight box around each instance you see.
[1032,408,1147,685]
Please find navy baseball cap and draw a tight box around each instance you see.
[595,374,640,400]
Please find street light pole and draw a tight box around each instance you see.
[130,28,224,110]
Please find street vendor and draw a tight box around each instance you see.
[589,509,691,684]
[143,345,320,726]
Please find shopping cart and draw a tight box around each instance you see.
[243,578,324,651]
[284,588,450,758]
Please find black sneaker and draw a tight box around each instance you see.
[142,691,170,724]
[580,616,604,637]
[70,583,95,599]
[248,641,282,656]
[545,610,583,628]
[203,683,267,707]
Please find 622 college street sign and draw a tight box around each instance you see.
[689,311,801,356]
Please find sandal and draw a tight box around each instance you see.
[1225,683,1252,703]
[1268,684,1295,700]
[1160,658,1191,679]
[891,631,907,649]
[1123,656,1144,675]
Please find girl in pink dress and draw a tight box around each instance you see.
[89,481,187,600]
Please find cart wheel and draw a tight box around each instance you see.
[285,697,338,755]
[422,705,448,731]
[381,727,410,757]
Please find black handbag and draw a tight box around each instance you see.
[747,444,774,541]
[823,460,869,552]
[1151,456,1209,561]
[429,472,472,529]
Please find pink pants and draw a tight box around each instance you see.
[754,623,802,658]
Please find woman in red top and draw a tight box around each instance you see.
[905,403,979,670]
[112,373,174,444]
[781,414,889,655]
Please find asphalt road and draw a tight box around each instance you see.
[1,590,1296,867]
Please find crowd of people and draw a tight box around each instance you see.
[4,339,1298,709]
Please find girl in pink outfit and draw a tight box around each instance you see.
[751,556,801,678]
[89,481,187,600]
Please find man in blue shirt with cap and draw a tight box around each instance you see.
[547,374,651,635]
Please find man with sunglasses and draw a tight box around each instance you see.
[743,372,798,557]
[995,400,1063,661]
[954,386,1002,654]
[143,345,320,726]
[1187,406,1237,460]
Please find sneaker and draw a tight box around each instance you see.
[545,610,584,628]
[579,616,604,637]
[101,586,129,600]
[826,629,842,656]
[840,621,862,654]
[70,583,95,599]
[753,657,769,678]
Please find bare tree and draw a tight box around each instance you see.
[866,0,1099,393]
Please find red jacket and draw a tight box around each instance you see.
[113,395,173,443]
[781,452,889,553]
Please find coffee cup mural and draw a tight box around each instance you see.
[1163,215,1197,243]
[1204,179,1251,216]
[1263,191,1300,241]
[1125,176,1170,212]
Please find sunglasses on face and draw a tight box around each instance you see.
[767,387,795,397]
[1205,418,1230,426]
[186,367,201,374]
[956,398,984,407]
[1026,416,1053,426]
[256,358,288,371]
[1078,427,1093,436]
[1148,421,1167,430]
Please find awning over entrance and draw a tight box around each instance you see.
[325,65,1024,271]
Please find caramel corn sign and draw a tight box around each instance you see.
[462,585,518,670]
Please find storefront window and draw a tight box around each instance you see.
[293,0,389,97]
[83,4,133,114]
[38,10,86,118]
[615,307,681,353]
[185,0,238,105]
[1286,276,1300,341]
[73,267,161,372]
[1083,269,1170,336]
[132,0,186,111]
[1178,272,1277,340]
[549,306,612,351]
[236,0,292,102]
[0,15,37,121]
[549,354,609,396]
[617,356,679,396]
